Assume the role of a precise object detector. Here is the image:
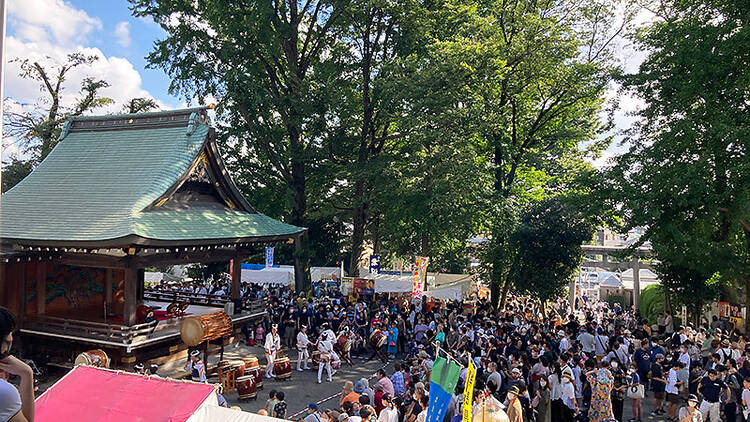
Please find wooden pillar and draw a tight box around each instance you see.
[36,263,46,315]
[231,256,242,300]
[105,269,113,304]
[0,263,5,307]
[137,269,145,301]
[18,264,26,317]
[123,267,138,326]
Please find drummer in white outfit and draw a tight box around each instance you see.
[297,325,311,371]
[265,324,281,378]
[319,323,341,369]
[316,332,334,384]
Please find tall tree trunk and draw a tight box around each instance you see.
[420,233,429,257]
[664,290,672,315]
[371,214,381,254]
[349,181,367,277]
[499,276,511,309]
[289,126,308,293]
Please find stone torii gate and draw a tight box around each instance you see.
[574,245,654,310]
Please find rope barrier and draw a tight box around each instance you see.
[287,360,391,420]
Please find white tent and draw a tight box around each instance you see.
[188,405,289,422]
[310,266,341,283]
[241,265,295,286]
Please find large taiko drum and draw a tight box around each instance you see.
[274,357,292,380]
[166,302,179,314]
[369,329,386,348]
[232,360,246,377]
[74,349,110,368]
[243,356,263,389]
[336,334,352,353]
[136,305,155,324]
[180,312,232,346]
[236,375,257,399]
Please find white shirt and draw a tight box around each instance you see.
[0,379,21,422]
[666,368,679,394]
[549,374,562,401]
[594,335,609,356]
[561,381,576,409]
[379,406,399,422]
[559,337,570,352]
[577,332,595,353]
[679,352,691,369]
[265,332,280,353]
[297,331,310,349]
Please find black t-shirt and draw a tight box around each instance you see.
[651,363,665,392]
[700,377,726,403]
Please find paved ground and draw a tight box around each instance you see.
[157,341,392,417]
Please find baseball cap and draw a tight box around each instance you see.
[308,403,318,410]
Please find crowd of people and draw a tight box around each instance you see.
[244,291,750,422]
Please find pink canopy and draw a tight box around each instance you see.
[35,366,215,422]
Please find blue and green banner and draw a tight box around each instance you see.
[426,356,461,422]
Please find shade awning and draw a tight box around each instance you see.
[35,366,215,422]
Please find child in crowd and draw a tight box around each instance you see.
[264,390,278,415]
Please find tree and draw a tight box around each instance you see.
[0,158,33,193]
[5,54,113,163]
[122,98,159,114]
[509,197,596,309]
[130,0,350,291]
[448,0,630,306]
[608,0,750,329]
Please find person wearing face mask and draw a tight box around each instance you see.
[0,307,34,422]
[535,376,551,422]
[561,369,578,420]
[679,394,703,422]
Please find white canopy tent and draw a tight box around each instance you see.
[188,405,289,422]
[241,265,295,286]
[357,268,473,298]
[310,266,342,283]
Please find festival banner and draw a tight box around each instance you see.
[426,357,461,422]
[265,247,274,268]
[369,254,381,274]
[413,256,429,297]
[462,361,476,422]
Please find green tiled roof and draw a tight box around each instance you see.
[0,108,304,246]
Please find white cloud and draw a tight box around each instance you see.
[114,21,131,48]
[2,0,168,162]
[7,0,102,46]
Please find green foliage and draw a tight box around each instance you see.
[509,196,596,303]
[5,54,113,163]
[129,0,625,288]
[607,294,626,309]
[122,98,159,114]
[639,284,664,325]
[608,0,750,326]
[1,158,33,193]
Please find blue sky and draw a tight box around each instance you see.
[3,0,181,110]
[62,0,179,107]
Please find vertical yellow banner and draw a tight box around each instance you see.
[462,361,476,422]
